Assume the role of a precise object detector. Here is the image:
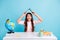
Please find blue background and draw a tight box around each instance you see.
[0,0,60,40]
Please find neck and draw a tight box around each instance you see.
[28,20,31,22]
[27,19,31,22]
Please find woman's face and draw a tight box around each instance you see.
[27,14,32,21]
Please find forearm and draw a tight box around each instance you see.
[17,12,26,23]
[18,13,25,20]
[32,12,43,22]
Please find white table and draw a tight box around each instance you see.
[3,32,57,40]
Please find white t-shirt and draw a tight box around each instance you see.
[18,20,40,32]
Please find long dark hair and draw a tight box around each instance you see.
[24,13,34,32]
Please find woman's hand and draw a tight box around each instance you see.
[23,11,26,16]
[32,11,36,16]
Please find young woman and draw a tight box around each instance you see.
[17,10,43,32]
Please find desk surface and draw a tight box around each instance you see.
[3,32,57,40]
